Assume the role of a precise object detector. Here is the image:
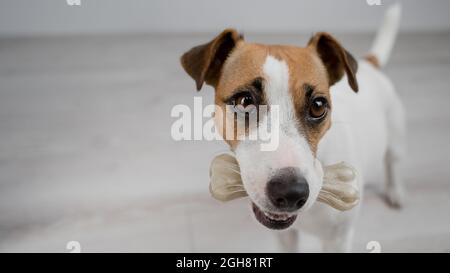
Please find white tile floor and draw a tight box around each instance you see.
[0,32,450,252]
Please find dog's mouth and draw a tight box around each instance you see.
[251,202,297,230]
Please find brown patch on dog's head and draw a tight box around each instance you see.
[213,43,268,149]
[180,30,358,153]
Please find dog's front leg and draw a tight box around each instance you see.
[276,228,299,252]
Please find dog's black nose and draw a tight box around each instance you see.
[266,167,309,212]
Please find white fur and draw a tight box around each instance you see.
[235,59,405,252]
[370,3,402,67]
[274,6,406,252]
[285,59,406,252]
[237,61,405,252]
[250,13,404,253]
[234,54,406,252]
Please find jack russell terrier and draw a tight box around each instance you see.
[180,4,405,252]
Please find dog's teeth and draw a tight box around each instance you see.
[264,211,290,221]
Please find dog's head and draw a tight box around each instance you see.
[181,29,358,230]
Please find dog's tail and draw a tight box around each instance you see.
[366,3,402,68]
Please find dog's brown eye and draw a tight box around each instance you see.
[233,93,255,112]
[310,97,328,119]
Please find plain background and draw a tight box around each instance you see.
[1,0,450,36]
[1,0,450,252]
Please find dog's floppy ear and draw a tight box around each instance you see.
[180,29,243,91]
[308,32,358,92]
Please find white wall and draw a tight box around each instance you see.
[0,0,449,36]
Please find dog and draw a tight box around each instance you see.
[180,4,405,252]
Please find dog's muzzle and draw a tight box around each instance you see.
[209,153,360,230]
[251,202,297,230]
[252,167,309,230]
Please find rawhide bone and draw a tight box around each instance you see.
[209,153,359,211]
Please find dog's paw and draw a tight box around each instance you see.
[384,186,404,209]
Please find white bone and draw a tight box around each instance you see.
[209,153,359,211]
